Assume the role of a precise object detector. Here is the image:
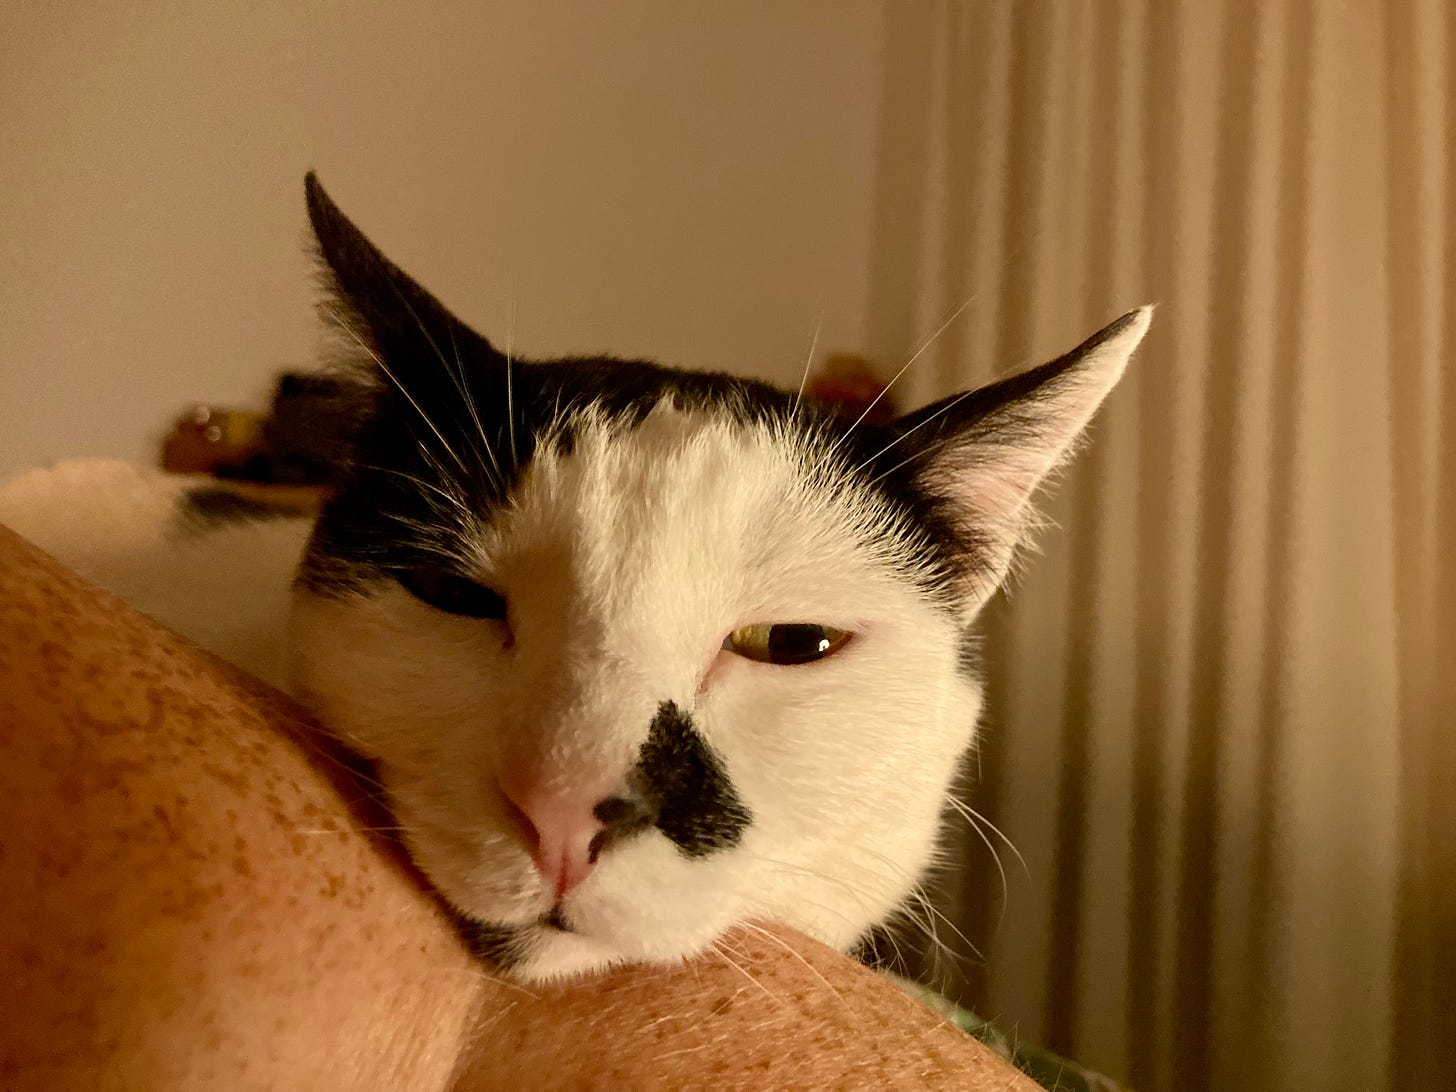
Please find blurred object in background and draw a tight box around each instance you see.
[159,404,266,476]
[220,372,361,485]
[159,372,359,485]
[806,353,898,424]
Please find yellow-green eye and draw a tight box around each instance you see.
[723,623,852,665]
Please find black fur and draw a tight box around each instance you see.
[176,486,301,533]
[455,915,527,969]
[628,700,751,858]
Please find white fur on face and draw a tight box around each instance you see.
[290,400,982,981]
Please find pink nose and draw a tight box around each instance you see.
[497,771,606,901]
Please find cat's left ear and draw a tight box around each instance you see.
[304,172,498,381]
[886,306,1152,604]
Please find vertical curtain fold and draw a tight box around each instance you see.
[1126,3,1182,1086]
[1382,0,1436,1086]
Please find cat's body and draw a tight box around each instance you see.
[0,175,1150,982]
[0,462,311,688]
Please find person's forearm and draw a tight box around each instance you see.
[0,526,1036,1089]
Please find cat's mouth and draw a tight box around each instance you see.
[453,905,583,970]
[454,915,532,969]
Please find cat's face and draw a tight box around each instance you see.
[289,174,1150,981]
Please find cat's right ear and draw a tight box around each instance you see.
[304,172,499,381]
[884,307,1152,607]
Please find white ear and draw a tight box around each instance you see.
[889,306,1152,604]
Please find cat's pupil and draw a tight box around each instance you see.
[770,624,833,662]
[397,567,507,620]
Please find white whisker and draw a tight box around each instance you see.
[353,462,470,514]
[807,288,982,480]
[846,291,979,436]
[940,796,1020,933]
[943,795,1029,877]
[709,940,778,1001]
[505,299,517,463]
[909,884,984,963]
[861,350,1039,482]
[383,277,497,479]
[792,305,824,414]
[326,308,468,474]
[447,321,505,491]
[737,921,845,1005]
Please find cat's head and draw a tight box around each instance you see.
[289,173,1150,981]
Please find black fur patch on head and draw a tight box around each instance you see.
[292,339,997,607]
[838,423,992,604]
[175,486,303,534]
[293,347,842,595]
[629,700,751,858]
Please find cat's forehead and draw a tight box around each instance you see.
[509,399,806,536]
[475,398,903,611]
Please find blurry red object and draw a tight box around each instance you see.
[806,354,897,425]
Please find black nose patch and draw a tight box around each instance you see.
[626,700,751,858]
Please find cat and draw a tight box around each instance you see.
[0,173,1150,982]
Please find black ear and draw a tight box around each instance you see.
[889,306,1152,602]
[304,172,498,381]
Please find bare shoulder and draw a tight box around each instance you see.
[455,924,1044,1090]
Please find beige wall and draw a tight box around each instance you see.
[0,1,882,474]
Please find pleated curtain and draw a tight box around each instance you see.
[863,4,1454,1089]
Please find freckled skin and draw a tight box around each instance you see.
[0,527,1037,1089]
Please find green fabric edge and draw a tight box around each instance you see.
[885,974,1131,1092]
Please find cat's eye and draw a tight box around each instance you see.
[396,567,507,620]
[723,623,852,665]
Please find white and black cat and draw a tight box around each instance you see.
[0,175,1150,982]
